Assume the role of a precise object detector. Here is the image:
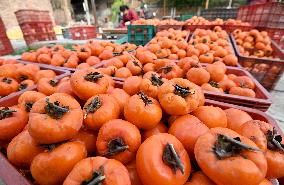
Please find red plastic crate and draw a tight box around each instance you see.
[237,2,284,28]
[68,26,97,40]
[230,35,284,90]
[15,10,51,24]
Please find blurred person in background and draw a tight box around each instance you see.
[119,5,139,28]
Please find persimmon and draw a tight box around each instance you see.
[124,92,162,129]
[139,73,165,98]
[89,42,104,56]
[169,114,209,158]
[126,160,143,185]
[37,53,51,64]
[136,133,191,185]
[63,157,131,185]
[233,76,255,89]
[158,78,204,115]
[259,179,273,185]
[63,54,79,68]
[126,60,143,76]
[142,121,168,141]
[76,63,90,69]
[201,82,223,93]
[229,86,256,97]
[0,106,28,141]
[159,64,183,80]
[212,60,226,71]
[177,49,187,59]
[192,106,227,128]
[199,53,214,64]
[0,77,19,96]
[224,108,252,131]
[228,74,237,80]
[15,64,40,81]
[31,141,87,185]
[76,46,91,61]
[194,128,267,185]
[83,94,120,131]
[108,88,130,113]
[187,47,200,57]
[70,68,110,100]
[72,128,97,155]
[96,119,141,164]
[115,67,132,78]
[86,56,100,66]
[195,43,210,55]
[17,79,34,91]
[51,53,65,66]
[156,49,169,59]
[223,54,238,66]
[21,52,38,62]
[7,130,44,168]
[18,91,46,112]
[206,64,225,82]
[186,67,210,86]
[103,57,124,69]
[116,53,132,64]
[218,78,236,91]
[99,50,114,60]
[123,76,142,95]
[37,78,59,95]
[0,64,17,78]
[34,70,56,83]
[177,40,188,50]
[169,54,179,60]
[185,171,215,185]
[137,50,157,64]
[28,93,83,144]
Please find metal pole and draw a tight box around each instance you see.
[164,0,166,16]
[205,0,209,9]
[228,0,232,8]
[83,0,91,25]
[90,0,98,26]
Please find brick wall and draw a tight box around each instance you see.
[0,0,54,29]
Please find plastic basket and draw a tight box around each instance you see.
[15,10,51,24]
[230,35,284,90]
[127,25,156,46]
[203,66,272,111]
[68,26,96,40]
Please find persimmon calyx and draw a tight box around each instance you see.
[82,166,105,185]
[266,128,284,153]
[18,83,28,91]
[40,141,66,152]
[214,134,260,159]
[84,72,104,82]
[2,77,12,84]
[25,102,33,112]
[163,143,185,174]
[209,81,219,88]
[157,66,173,74]
[0,107,16,120]
[80,48,88,52]
[84,96,102,119]
[49,79,59,87]
[44,98,69,119]
[138,92,153,105]
[174,84,195,98]
[151,74,164,86]
[19,75,28,81]
[103,137,129,157]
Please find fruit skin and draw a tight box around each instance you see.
[96,119,141,164]
[123,76,142,96]
[224,108,253,131]
[192,106,227,128]
[126,160,143,185]
[184,171,215,185]
[194,128,267,185]
[18,91,46,113]
[63,157,131,185]
[168,114,209,158]
[142,122,168,141]
[186,67,210,86]
[229,86,256,98]
[136,133,191,185]
[124,93,162,130]
[30,141,87,185]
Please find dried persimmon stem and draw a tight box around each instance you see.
[84,96,102,119]
[157,66,173,74]
[44,98,69,119]
[84,72,104,82]
[163,143,185,174]
[174,84,195,98]
[2,77,12,84]
[82,166,105,185]
[214,134,260,160]
[103,137,129,157]
[138,92,153,105]
[49,79,59,87]
[0,107,16,120]
[151,74,164,86]
[267,128,284,153]
[209,81,219,88]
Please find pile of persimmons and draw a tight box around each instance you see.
[0,59,68,98]
[21,42,137,69]
[0,62,283,185]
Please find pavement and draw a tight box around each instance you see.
[7,39,284,132]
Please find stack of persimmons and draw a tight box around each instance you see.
[0,59,283,185]
[0,59,68,98]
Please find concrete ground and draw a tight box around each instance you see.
[8,39,284,132]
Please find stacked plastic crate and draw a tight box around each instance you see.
[15,10,56,45]
[0,17,14,55]
[237,2,284,49]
